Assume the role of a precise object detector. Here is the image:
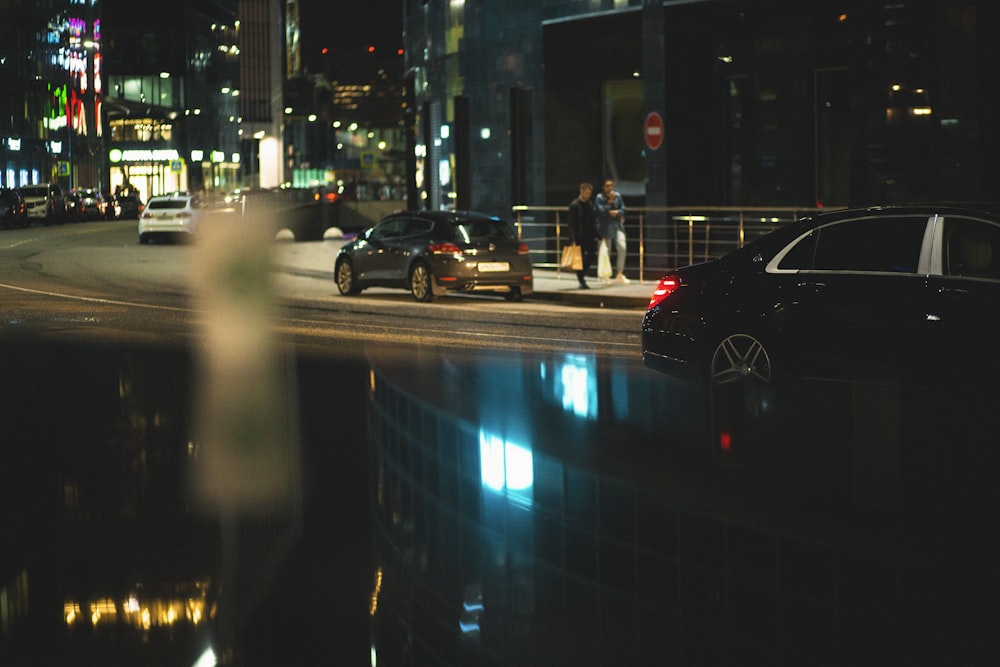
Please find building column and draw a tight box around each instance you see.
[642,0,669,276]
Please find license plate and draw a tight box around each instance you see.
[477,262,509,272]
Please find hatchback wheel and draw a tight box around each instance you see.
[504,287,524,302]
[410,261,436,302]
[335,258,361,295]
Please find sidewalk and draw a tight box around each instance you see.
[529,268,653,310]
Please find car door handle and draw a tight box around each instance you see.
[796,281,827,293]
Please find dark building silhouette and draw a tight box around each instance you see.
[404,0,1000,216]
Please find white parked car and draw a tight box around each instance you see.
[20,183,65,225]
[138,194,202,244]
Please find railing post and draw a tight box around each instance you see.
[687,212,694,266]
[555,210,562,278]
[637,210,644,282]
[703,219,711,263]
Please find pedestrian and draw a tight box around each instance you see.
[594,178,630,284]
[567,182,599,289]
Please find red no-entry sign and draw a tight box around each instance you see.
[644,112,664,151]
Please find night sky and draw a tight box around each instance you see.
[299,0,404,75]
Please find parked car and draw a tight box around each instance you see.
[20,183,65,225]
[113,191,144,219]
[0,187,27,229]
[334,210,534,302]
[66,188,106,221]
[138,194,203,243]
[642,205,1000,388]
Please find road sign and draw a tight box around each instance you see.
[361,151,376,169]
[644,112,664,151]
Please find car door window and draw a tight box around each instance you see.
[943,217,1000,280]
[810,216,926,273]
[370,218,407,240]
[403,219,433,236]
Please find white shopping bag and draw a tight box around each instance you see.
[597,239,612,279]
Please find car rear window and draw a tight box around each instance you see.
[780,215,926,273]
[148,199,189,210]
[453,219,516,242]
[21,187,47,197]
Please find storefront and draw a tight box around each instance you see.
[106,146,187,203]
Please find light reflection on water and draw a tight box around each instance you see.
[1,337,997,665]
[367,347,1000,666]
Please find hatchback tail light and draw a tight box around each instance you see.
[176,212,192,218]
[517,242,530,255]
[429,242,463,256]
[647,273,682,310]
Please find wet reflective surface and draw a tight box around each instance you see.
[1,335,997,665]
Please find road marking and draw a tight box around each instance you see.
[0,282,191,312]
[0,225,109,250]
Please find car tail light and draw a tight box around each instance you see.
[430,242,463,256]
[141,211,153,219]
[647,273,682,310]
[176,212,192,218]
[517,242,530,255]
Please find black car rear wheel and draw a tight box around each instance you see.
[335,258,361,295]
[707,332,777,465]
[710,333,772,386]
[410,261,436,302]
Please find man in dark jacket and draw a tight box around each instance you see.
[567,182,598,288]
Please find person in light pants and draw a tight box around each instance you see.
[594,179,630,284]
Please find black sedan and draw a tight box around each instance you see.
[112,192,143,219]
[643,205,1000,389]
[334,210,534,302]
[66,188,106,221]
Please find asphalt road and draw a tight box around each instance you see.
[0,221,647,356]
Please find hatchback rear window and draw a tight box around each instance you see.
[453,219,516,242]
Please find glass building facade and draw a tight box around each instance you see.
[1,0,282,202]
[404,0,1000,215]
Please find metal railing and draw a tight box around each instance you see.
[512,205,835,280]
